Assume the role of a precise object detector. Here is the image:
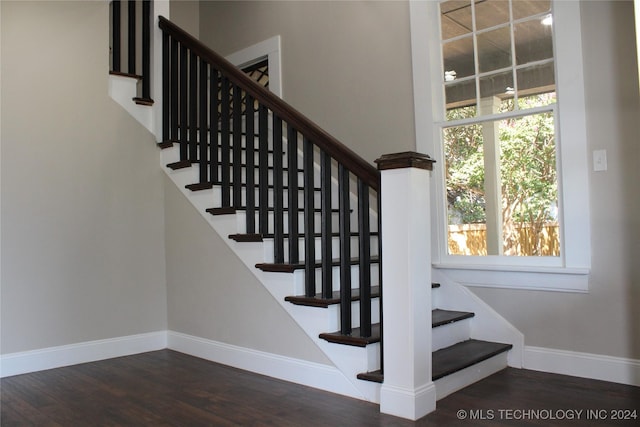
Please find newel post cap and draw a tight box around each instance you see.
[374,151,436,171]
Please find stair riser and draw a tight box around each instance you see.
[326,300,381,331]
[292,264,380,295]
[210,165,306,187]
[235,211,362,235]
[434,352,509,400]
[213,185,365,215]
[262,235,379,264]
[239,187,325,210]
[432,319,472,352]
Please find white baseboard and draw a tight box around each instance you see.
[167,330,365,400]
[524,346,640,387]
[380,382,437,421]
[0,331,167,378]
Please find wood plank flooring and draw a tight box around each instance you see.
[1,349,638,426]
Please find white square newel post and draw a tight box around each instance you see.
[374,152,436,420]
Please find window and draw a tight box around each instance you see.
[410,0,590,291]
[440,0,557,257]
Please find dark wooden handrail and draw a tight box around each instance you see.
[158,16,379,191]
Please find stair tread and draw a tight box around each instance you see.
[207,206,342,216]
[319,324,381,347]
[256,256,380,273]
[186,182,322,192]
[166,160,192,170]
[357,370,383,383]
[229,231,379,242]
[432,309,475,327]
[432,339,512,381]
[357,339,512,383]
[285,286,380,308]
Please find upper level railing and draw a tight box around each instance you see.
[158,16,382,345]
[110,0,153,104]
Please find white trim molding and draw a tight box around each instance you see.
[524,346,640,387]
[166,331,363,400]
[226,35,283,98]
[0,331,167,378]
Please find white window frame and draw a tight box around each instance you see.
[410,0,591,292]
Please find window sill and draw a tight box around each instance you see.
[432,262,590,293]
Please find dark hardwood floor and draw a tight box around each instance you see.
[1,350,638,426]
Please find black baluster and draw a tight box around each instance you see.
[179,44,188,161]
[320,150,333,299]
[232,84,242,208]
[161,30,169,143]
[170,37,179,143]
[303,138,316,297]
[273,115,284,264]
[287,125,299,264]
[258,105,269,235]
[220,77,231,207]
[358,179,371,337]
[209,68,219,183]
[199,59,208,184]
[111,1,121,72]
[189,51,198,163]
[127,0,135,75]
[338,164,352,335]
[245,94,256,234]
[141,0,151,100]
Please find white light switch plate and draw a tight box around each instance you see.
[593,149,607,172]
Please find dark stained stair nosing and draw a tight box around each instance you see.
[256,256,380,273]
[208,206,344,216]
[229,231,380,242]
[228,233,263,243]
[206,207,236,216]
[166,160,193,170]
[319,324,381,347]
[432,309,475,328]
[285,286,380,308]
[187,182,322,192]
[357,370,383,383]
[133,97,154,106]
[157,141,174,149]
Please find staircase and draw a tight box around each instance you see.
[109,2,522,419]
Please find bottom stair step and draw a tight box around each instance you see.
[357,339,512,384]
[432,339,512,380]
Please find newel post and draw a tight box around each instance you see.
[375,151,436,420]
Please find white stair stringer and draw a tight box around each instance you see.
[160,144,382,403]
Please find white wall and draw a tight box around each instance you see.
[0,1,167,354]
[197,0,640,363]
[164,179,330,364]
[170,0,200,39]
[469,0,640,361]
[198,0,416,165]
